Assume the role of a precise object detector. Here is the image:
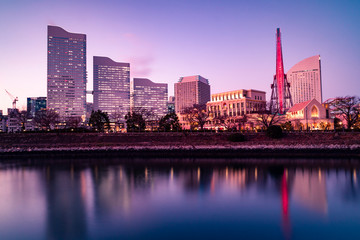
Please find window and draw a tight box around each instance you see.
[311,105,319,118]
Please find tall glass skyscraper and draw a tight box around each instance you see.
[47,26,87,119]
[27,97,46,118]
[131,78,168,119]
[93,56,130,121]
[287,55,322,104]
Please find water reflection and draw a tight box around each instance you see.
[0,161,360,240]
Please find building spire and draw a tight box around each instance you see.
[270,28,293,114]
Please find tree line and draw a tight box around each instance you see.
[6,96,360,132]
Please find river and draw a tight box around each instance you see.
[0,158,359,240]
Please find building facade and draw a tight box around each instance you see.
[207,89,266,117]
[93,56,130,122]
[167,96,175,114]
[47,26,87,120]
[174,75,210,113]
[287,55,322,104]
[286,98,331,130]
[131,78,168,119]
[205,89,266,129]
[27,97,46,118]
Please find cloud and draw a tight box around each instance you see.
[127,55,154,77]
[123,32,155,77]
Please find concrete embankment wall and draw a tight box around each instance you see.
[0,132,359,160]
[1,132,360,147]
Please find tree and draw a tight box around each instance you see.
[125,111,146,132]
[235,115,248,131]
[159,112,181,131]
[131,107,159,131]
[34,109,60,130]
[14,110,30,131]
[89,110,110,132]
[251,102,285,129]
[183,104,209,130]
[329,96,360,130]
[65,116,82,129]
[110,110,124,131]
[281,121,293,131]
[213,115,237,131]
[294,119,304,131]
[319,121,331,131]
[333,117,342,131]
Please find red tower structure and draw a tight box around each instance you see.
[270,28,292,114]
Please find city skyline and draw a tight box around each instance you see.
[1,0,360,113]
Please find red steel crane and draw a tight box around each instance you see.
[5,89,18,109]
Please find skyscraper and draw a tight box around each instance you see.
[287,55,322,104]
[47,26,86,119]
[174,75,210,113]
[27,97,46,118]
[131,78,168,119]
[270,28,292,114]
[93,56,130,121]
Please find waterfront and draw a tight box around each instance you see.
[0,159,360,240]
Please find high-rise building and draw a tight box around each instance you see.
[131,78,168,119]
[86,102,94,120]
[287,55,322,104]
[47,26,87,119]
[27,97,46,118]
[167,96,175,114]
[93,56,130,121]
[174,75,210,113]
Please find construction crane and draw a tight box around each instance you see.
[5,89,18,109]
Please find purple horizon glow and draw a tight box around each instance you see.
[1,0,360,113]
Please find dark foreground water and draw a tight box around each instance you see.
[0,159,360,240]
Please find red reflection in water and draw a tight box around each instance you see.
[282,170,291,240]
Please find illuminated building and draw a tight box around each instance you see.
[27,97,46,118]
[287,55,322,104]
[47,26,87,120]
[205,89,266,129]
[207,89,266,117]
[174,75,210,113]
[131,78,168,119]
[93,56,130,121]
[286,99,331,130]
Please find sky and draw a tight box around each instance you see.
[0,0,359,113]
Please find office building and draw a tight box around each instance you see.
[27,97,46,118]
[47,26,87,120]
[167,96,175,114]
[93,56,130,121]
[131,78,168,119]
[287,55,322,104]
[174,75,210,113]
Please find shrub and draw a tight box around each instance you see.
[228,133,246,142]
[266,125,283,139]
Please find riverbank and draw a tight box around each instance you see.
[1,132,360,159]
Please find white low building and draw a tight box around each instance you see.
[286,99,332,130]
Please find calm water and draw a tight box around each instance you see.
[0,159,360,240]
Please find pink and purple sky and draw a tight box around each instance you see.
[1,0,359,113]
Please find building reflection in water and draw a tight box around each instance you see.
[292,169,328,215]
[2,162,360,239]
[44,166,88,240]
